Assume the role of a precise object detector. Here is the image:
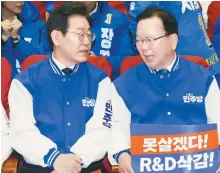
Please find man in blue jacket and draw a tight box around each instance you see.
[126,1,220,87]
[43,1,134,80]
[1,1,51,78]
[81,1,134,80]
[9,3,111,173]
[109,6,220,173]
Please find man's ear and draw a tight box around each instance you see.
[170,33,178,51]
[51,30,63,46]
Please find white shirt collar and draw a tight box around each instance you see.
[52,53,76,74]
[156,53,177,72]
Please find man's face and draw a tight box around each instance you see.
[3,1,24,14]
[136,16,176,69]
[58,15,92,64]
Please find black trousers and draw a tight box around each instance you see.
[18,159,109,173]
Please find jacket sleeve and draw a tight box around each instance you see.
[14,24,52,64]
[1,36,13,58]
[205,77,220,144]
[108,83,131,165]
[1,103,13,167]
[70,77,112,168]
[9,79,61,168]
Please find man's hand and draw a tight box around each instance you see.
[118,152,134,173]
[10,16,22,38]
[1,19,12,41]
[53,154,82,173]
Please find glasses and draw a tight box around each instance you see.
[135,34,169,46]
[67,31,95,42]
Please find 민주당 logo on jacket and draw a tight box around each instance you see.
[82,97,96,107]
[183,93,203,103]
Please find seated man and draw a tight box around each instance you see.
[1,1,51,78]
[9,3,111,173]
[109,7,220,173]
[127,1,220,87]
[41,1,134,80]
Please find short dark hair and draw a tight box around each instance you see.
[46,2,91,45]
[137,6,178,36]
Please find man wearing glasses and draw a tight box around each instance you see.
[127,1,220,88]
[109,6,220,173]
[9,3,111,173]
